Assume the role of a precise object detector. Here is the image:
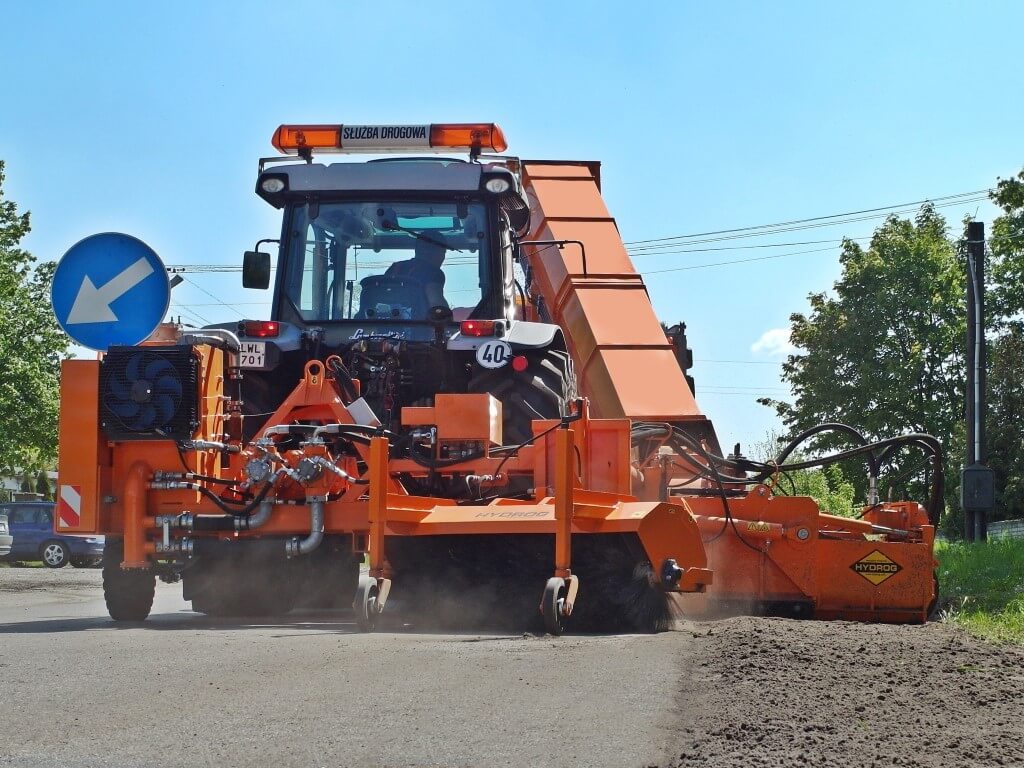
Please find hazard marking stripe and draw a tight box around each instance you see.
[57,484,82,528]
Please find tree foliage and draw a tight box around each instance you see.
[987,323,1024,518]
[752,432,856,516]
[984,170,1024,520]
[763,205,965,518]
[0,160,68,472]
[988,169,1024,322]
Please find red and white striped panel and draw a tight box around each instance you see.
[57,484,82,528]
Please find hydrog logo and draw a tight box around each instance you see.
[851,550,902,585]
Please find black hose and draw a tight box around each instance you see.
[328,357,359,403]
[190,515,238,532]
[631,421,944,527]
[192,481,274,517]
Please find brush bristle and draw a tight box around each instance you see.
[386,533,672,633]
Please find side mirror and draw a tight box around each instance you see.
[242,251,271,289]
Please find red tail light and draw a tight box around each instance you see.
[460,320,495,337]
[242,320,280,338]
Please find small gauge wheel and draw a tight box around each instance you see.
[541,577,567,636]
[353,575,380,633]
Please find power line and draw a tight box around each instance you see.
[623,189,991,246]
[642,245,839,275]
[629,194,992,247]
[169,302,212,326]
[701,386,790,393]
[175,301,271,307]
[628,236,870,257]
[181,276,247,319]
[698,391,788,398]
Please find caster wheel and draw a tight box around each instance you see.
[541,577,567,636]
[353,575,380,632]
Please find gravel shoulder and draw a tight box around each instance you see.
[669,615,1024,768]
[0,565,101,592]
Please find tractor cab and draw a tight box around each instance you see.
[226,124,569,436]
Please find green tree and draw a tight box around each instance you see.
[985,170,1024,524]
[752,432,856,516]
[34,468,52,500]
[0,160,69,472]
[988,169,1024,322]
[762,205,965,524]
[987,323,1024,520]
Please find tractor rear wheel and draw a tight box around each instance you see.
[102,539,156,622]
[468,348,576,444]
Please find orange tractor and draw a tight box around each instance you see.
[55,123,939,632]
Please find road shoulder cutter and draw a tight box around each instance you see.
[55,123,938,632]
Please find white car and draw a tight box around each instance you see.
[0,512,12,558]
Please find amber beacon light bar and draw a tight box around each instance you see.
[271,123,508,155]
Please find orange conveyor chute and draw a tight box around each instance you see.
[520,161,718,439]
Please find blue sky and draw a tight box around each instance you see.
[1,1,1020,449]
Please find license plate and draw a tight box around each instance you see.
[239,341,266,368]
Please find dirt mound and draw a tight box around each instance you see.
[668,616,1024,767]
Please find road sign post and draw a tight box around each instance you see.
[51,233,170,352]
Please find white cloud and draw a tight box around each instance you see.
[751,328,797,357]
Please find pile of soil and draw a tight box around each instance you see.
[668,616,1024,767]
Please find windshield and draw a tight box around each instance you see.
[282,200,491,322]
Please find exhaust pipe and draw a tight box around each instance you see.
[286,499,324,557]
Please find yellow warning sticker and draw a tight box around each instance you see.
[851,550,902,585]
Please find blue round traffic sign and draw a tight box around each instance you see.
[51,233,170,352]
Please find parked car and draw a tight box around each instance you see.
[0,511,11,558]
[0,501,104,568]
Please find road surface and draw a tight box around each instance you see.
[1,568,1022,768]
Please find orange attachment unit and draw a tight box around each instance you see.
[681,488,936,623]
[402,393,503,446]
[519,161,712,429]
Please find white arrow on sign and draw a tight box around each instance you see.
[66,257,156,325]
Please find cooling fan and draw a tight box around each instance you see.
[100,346,200,440]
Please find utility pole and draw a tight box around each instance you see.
[961,221,994,541]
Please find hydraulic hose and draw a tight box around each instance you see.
[173,498,276,533]
[328,357,359,403]
[286,499,324,557]
[631,421,944,527]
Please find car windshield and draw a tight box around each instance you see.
[282,200,491,322]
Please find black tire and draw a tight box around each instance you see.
[102,539,155,621]
[541,577,567,635]
[40,540,70,569]
[468,348,576,444]
[353,576,379,632]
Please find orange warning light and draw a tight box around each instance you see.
[271,123,507,154]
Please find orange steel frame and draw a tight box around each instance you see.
[55,152,937,624]
[59,352,714,602]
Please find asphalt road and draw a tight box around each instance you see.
[1,569,1022,768]
[0,570,684,768]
